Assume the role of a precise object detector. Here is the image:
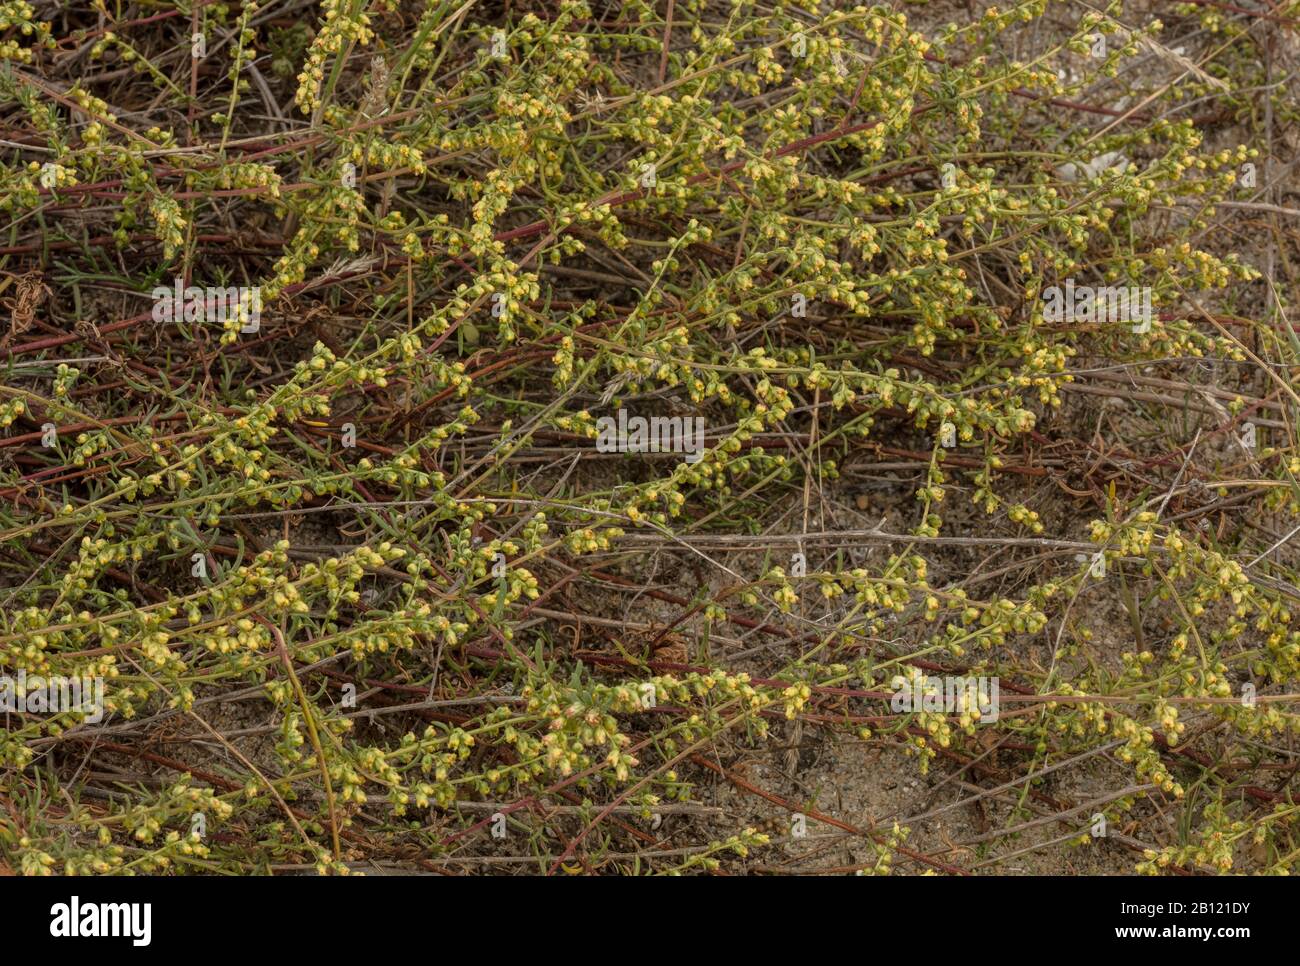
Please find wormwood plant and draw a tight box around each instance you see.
[0,0,1299,875]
